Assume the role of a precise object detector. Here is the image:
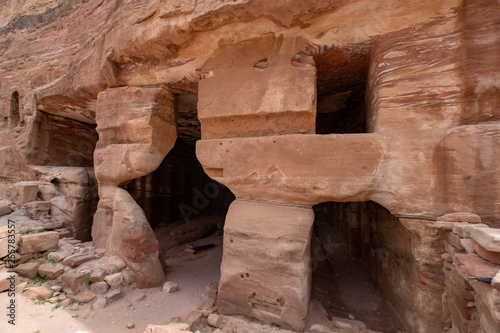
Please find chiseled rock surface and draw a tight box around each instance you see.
[93,86,177,186]
[218,199,314,331]
[90,86,176,288]
[10,182,39,205]
[18,231,59,254]
[38,263,65,280]
[60,272,88,295]
[198,35,316,139]
[470,228,500,253]
[14,261,40,279]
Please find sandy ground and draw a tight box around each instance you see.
[0,234,223,333]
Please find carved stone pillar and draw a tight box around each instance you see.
[92,86,177,288]
[399,216,445,333]
[218,199,314,331]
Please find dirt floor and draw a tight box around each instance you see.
[0,234,223,333]
[312,244,399,332]
[1,230,400,333]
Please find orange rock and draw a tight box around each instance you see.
[437,213,482,224]
[456,254,500,279]
[474,244,500,266]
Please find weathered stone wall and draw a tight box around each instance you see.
[434,213,500,333]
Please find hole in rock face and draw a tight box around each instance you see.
[311,201,412,332]
[314,43,371,134]
[26,111,98,167]
[253,58,268,71]
[10,91,20,126]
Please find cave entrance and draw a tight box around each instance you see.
[125,93,234,271]
[24,109,99,241]
[311,201,412,332]
[314,43,371,134]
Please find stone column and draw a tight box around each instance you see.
[399,217,445,333]
[92,86,177,288]
[197,36,319,330]
[218,199,314,331]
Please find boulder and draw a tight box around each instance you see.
[456,254,500,279]
[61,272,88,294]
[217,199,314,331]
[15,261,40,279]
[23,286,53,301]
[47,248,73,262]
[42,221,64,231]
[93,296,107,309]
[90,281,109,295]
[10,182,39,205]
[122,270,136,285]
[162,281,178,294]
[104,272,124,289]
[24,201,51,218]
[75,290,96,303]
[470,228,500,252]
[18,231,59,254]
[38,263,65,280]
[474,244,500,265]
[105,288,124,304]
[0,272,18,292]
[90,269,106,283]
[0,201,12,216]
[66,254,96,268]
[453,223,489,238]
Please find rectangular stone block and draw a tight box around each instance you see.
[10,182,39,204]
[456,253,500,279]
[0,201,12,216]
[18,231,59,254]
[445,241,464,258]
[198,36,316,139]
[459,238,476,254]
[453,223,489,238]
[218,199,314,331]
[24,200,51,218]
[61,272,88,295]
[475,243,500,265]
[470,228,500,252]
[446,231,464,251]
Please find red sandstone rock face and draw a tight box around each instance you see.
[0,0,499,332]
